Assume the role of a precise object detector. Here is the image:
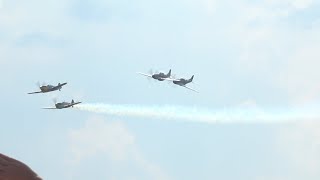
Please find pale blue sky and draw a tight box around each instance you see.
[1,0,320,179]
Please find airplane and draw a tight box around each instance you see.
[28,82,67,94]
[137,69,172,81]
[169,75,199,93]
[42,99,82,109]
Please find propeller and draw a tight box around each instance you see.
[53,98,58,104]
[167,74,175,85]
[36,81,47,88]
[145,69,154,82]
[149,68,160,75]
[148,69,154,75]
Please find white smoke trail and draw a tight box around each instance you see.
[75,103,320,124]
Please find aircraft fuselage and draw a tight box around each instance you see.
[173,79,190,86]
[152,73,167,81]
[55,101,80,109]
[40,83,67,93]
[55,102,70,109]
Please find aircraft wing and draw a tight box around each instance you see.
[28,91,42,94]
[137,72,152,78]
[182,86,199,93]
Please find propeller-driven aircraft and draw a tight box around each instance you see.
[42,99,82,109]
[28,82,67,94]
[137,69,172,81]
[169,75,199,93]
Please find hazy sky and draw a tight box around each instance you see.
[1,0,320,179]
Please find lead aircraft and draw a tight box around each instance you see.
[28,82,67,94]
[137,69,172,81]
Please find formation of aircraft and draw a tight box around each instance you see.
[28,68,198,110]
[138,69,198,93]
[28,82,82,109]
[42,99,82,109]
[137,69,172,81]
[28,82,67,94]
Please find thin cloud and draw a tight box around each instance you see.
[67,116,171,180]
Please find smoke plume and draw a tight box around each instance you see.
[75,103,320,124]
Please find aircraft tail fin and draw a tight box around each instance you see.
[189,75,194,82]
[167,69,171,77]
[71,99,74,107]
